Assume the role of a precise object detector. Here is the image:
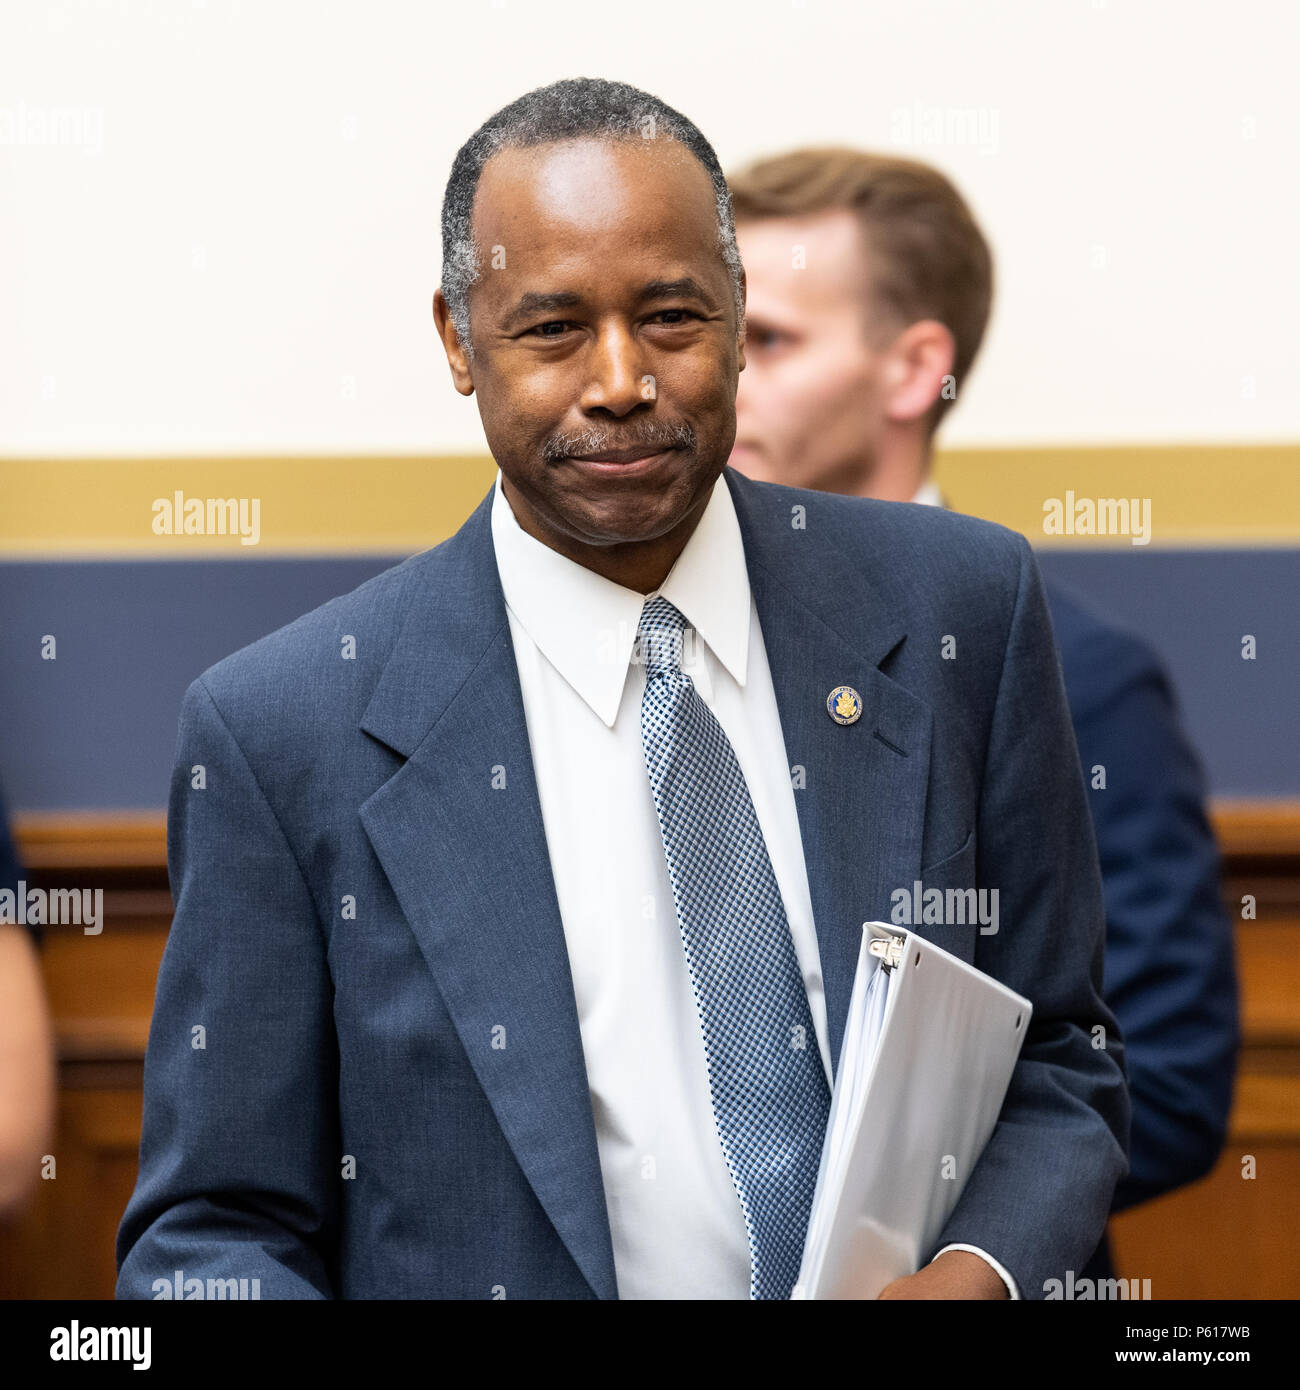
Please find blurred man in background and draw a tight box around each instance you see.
[727,146,1240,1281]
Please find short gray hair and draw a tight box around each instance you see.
[440,77,744,356]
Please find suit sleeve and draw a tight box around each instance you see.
[1067,630,1239,1209]
[926,534,1130,1296]
[116,677,340,1299]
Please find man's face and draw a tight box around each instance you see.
[447,137,743,555]
[731,209,893,493]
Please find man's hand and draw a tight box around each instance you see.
[877,1249,1009,1300]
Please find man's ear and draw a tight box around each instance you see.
[433,289,475,396]
[736,265,748,372]
[882,319,955,425]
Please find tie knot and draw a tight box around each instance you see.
[637,596,689,676]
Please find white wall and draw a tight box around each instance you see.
[1,0,1295,454]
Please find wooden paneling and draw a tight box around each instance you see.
[0,1084,143,1300]
[2,801,1298,1300]
[1236,923,1300,1048]
[1110,1145,1300,1301]
[0,813,167,1300]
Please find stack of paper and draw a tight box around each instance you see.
[793,921,1032,1299]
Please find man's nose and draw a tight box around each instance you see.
[579,322,650,417]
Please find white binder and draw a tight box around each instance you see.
[792,920,1032,1299]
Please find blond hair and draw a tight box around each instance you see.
[728,147,994,430]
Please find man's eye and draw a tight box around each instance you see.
[530,321,573,337]
[653,309,697,325]
[748,327,790,350]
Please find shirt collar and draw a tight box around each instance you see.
[490,467,751,727]
[910,477,943,507]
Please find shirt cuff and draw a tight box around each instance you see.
[932,1243,1020,1299]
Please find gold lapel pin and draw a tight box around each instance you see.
[826,685,863,726]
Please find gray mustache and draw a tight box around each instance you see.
[543,421,696,463]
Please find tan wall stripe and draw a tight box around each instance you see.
[2,446,1296,557]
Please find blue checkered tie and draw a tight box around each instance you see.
[637,595,830,1300]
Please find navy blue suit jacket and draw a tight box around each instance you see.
[116,470,1129,1299]
[1045,584,1239,1231]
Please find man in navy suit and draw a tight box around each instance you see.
[727,146,1239,1281]
[117,80,1128,1300]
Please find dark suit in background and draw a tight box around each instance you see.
[1045,582,1240,1281]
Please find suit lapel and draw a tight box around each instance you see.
[723,467,933,1078]
[358,487,618,1301]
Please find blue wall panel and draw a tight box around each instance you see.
[1,548,1295,810]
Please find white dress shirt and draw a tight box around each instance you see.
[491,466,1017,1300]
